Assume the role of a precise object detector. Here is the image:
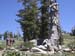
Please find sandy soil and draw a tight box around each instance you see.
[0,50,4,56]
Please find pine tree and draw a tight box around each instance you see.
[9,32,13,38]
[17,0,39,42]
[36,0,50,45]
[40,0,49,39]
[0,34,2,40]
[3,31,8,40]
[71,26,75,36]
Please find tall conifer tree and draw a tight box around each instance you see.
[40,0,49,39]
[17,0,40,42]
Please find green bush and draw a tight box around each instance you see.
[2,50,23,56]
[0,40,6,50]
[23,42,35,48]
[68,41,75,49]
[2,50,75,56]
[0,45,4,50]
[62,52,75,56]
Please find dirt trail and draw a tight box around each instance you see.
[0,50,4,56]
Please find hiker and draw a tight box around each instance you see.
[6,33,15,48]
[6,35,11,48]
[10,37,15,46]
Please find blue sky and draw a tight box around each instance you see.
[0,0,22,34]
[58,0,75,32]
[0,0,75,34]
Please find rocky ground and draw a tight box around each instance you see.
[0,51,4,56]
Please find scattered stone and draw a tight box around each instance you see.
[19,48,29,51]
[29,39,37,46]
[37,45,46,50]
[71,51,75,53]
[63,48,71,52]
[10,47,15,50]
[31,47,47,54]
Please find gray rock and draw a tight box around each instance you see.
[37,45,46,50]
[29,39,37,46]
[31,47,47,54]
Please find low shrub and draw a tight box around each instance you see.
[23,42,35,49]
[2,50,23,56]
[68,41,75,49]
